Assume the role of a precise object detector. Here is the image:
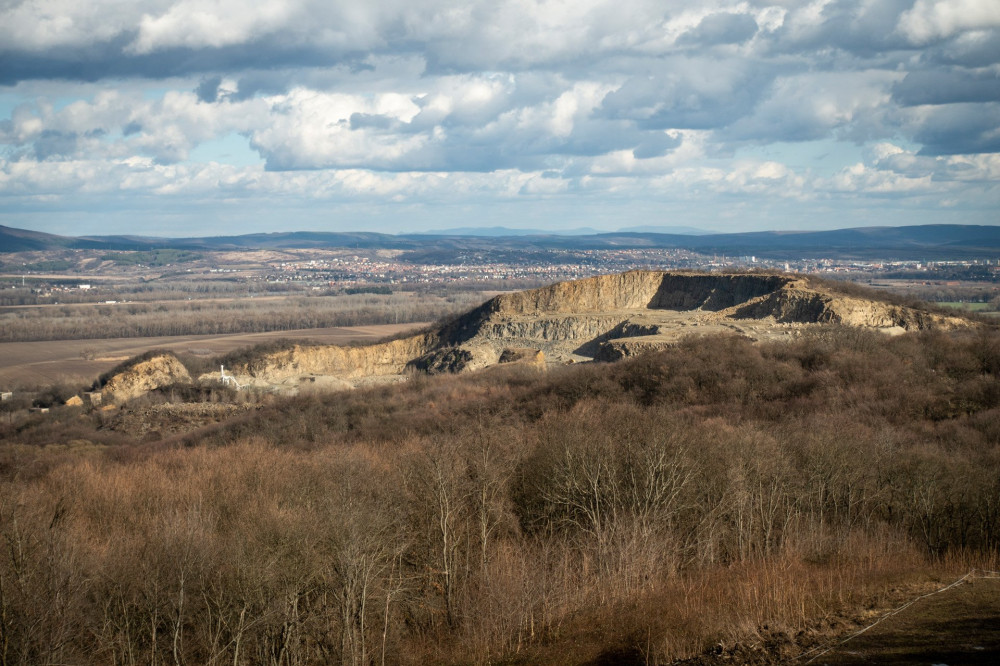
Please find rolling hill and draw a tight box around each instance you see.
[3,223,1000,259]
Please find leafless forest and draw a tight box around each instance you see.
[1,326,999,664]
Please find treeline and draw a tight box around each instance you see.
[1,327,999,664]
[903,285,1000,308]
[0,281,294,307]
[100,250,203,266]
[0,292,486,342]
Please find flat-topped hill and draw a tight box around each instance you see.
[99,271,973,399]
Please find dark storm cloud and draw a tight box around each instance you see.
[0,35,137,84]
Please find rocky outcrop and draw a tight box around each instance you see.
[102,354,191,403]
[480,315,631,343]
[498,348,546,369]
[724,286,967,330]
[407,347,475,374]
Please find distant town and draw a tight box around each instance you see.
[4,247,1000,299]
[259,249,1000,287]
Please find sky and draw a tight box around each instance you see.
[1,0,998,238]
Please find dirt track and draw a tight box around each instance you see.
[810,575,1000,665]
[0,323,427,388]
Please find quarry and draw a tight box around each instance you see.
[4,268,998,666]
[97,270,971,402]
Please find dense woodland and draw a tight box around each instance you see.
[1,326,999,664]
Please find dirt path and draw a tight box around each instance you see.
[0,323,428,388]
[809,574,1000,665]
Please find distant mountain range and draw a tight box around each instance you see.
[2,224,999,260]
[414,225,711,236]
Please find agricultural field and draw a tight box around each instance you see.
[0,253,493,389]
[937,301,1000,316]
[0,323,427,389]
[0,289,487,343]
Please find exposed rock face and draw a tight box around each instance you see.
[407,347,475,374]
[215,271,972,392]
[491,272,789,315]
[102,354,191,403]
[725,287,963,329]
[232,335,434,386]
[498,348,546,369]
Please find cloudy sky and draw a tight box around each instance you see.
[1,0,998,237]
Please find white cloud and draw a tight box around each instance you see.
[249,88,429,170]
[827,161,930,194]
[0,0,165,50]
[821,144,1000,198]
[898,0,1000,44]
[130,0,296,53]
[647,158,809,199]
[0,88,273,163]
[724,70,900,143]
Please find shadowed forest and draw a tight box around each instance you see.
[1,326,999,664]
